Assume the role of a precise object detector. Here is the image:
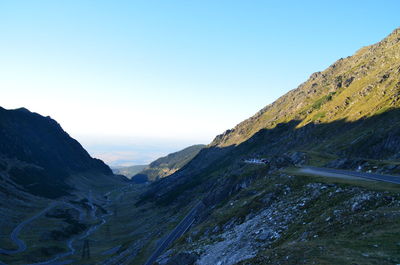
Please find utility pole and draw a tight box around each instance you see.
[105,223,111,237]
[114,205,118,217]
[81,239,90,260]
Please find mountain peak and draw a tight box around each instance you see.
[378,27,400,46]
[14,107,31,113]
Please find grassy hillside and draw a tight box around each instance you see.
[132,144,205,182]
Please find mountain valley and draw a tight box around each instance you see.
[1,28,400,265]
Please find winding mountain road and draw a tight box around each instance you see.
[0,202,59,255]
[300,166,400,184]
[0,190,113,265]
[28,207,113,265]
[26,186,131,265]
[0,199,90,258]
[25,193,110,265]
[244,156,400,185]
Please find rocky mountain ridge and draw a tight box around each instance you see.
[212,27,400,148]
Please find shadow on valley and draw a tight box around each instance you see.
[139,108,400,207]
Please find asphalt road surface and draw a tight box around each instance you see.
[143,201,204,265]
[302,166,400,184]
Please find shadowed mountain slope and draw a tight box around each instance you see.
[0,107,114,198]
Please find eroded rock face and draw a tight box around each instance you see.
[193,200,293,265]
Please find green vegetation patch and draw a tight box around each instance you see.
[312,92,336,110]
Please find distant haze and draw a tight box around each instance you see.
[78,135,203,167]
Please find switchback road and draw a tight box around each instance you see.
[0,202,58,255]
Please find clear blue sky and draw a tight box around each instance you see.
[0,1,399,165]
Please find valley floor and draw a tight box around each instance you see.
[1,165,400,265]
